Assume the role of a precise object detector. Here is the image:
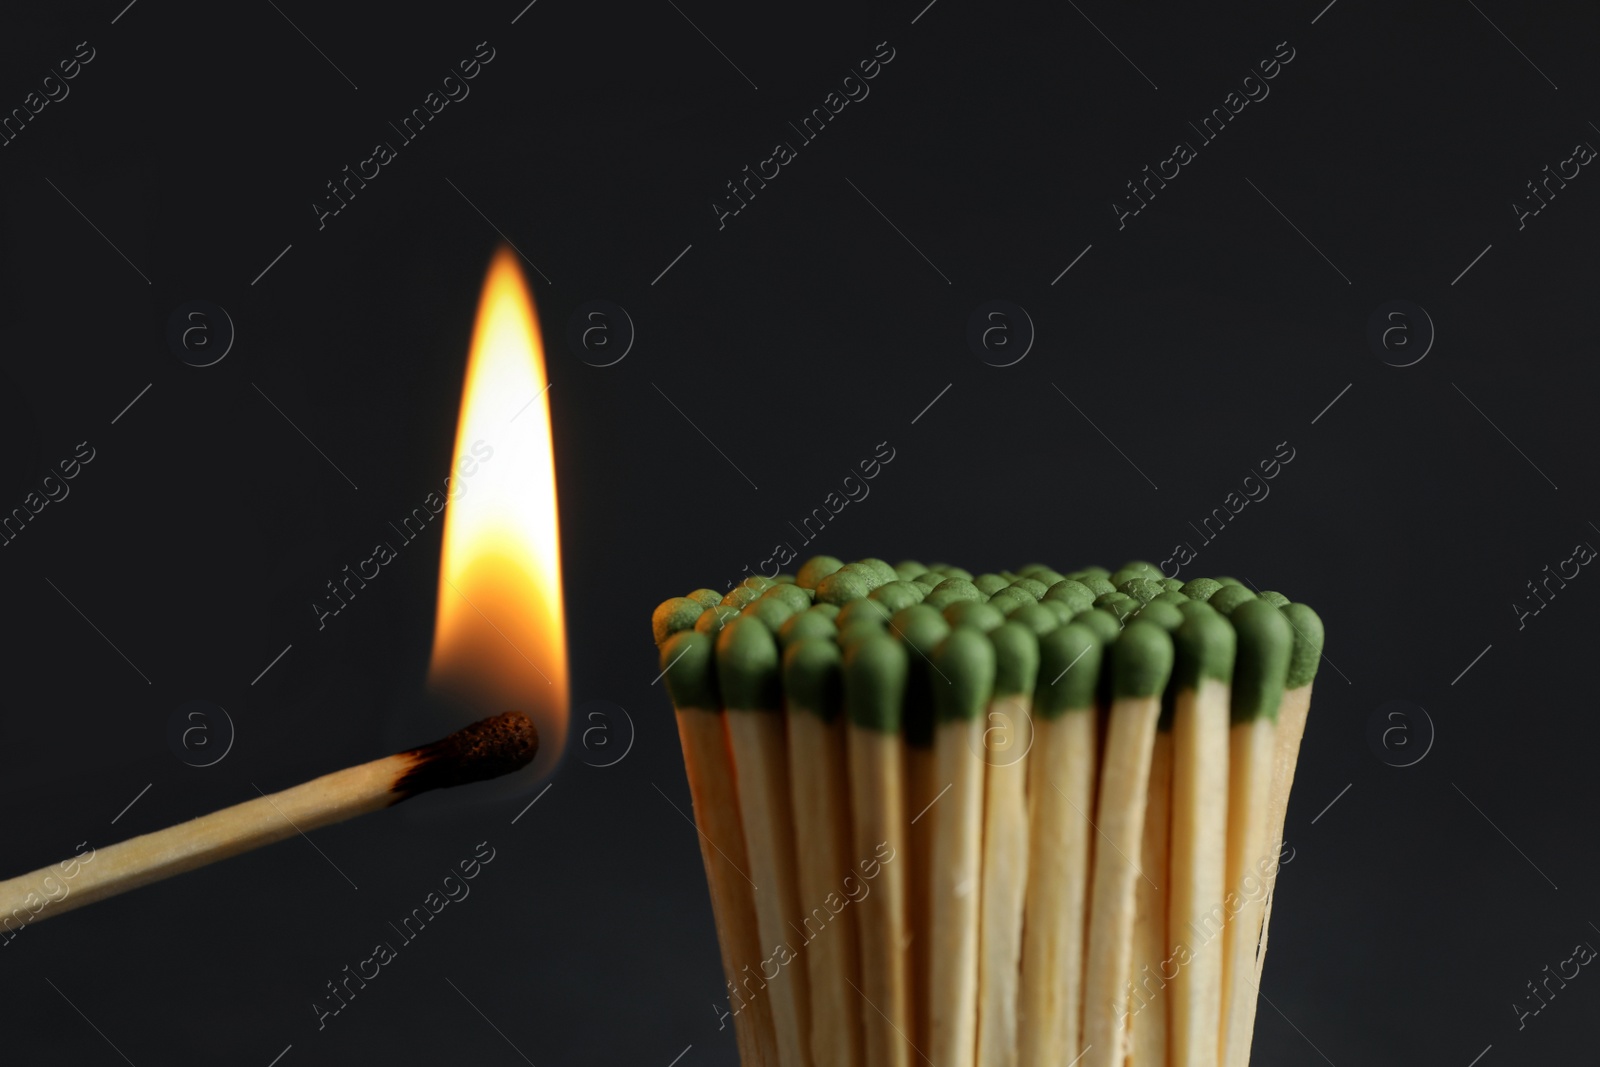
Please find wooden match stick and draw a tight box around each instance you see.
[1130,706,1173,1066]
[844,629,916,1067]
[1020,622,1101,1067]
[783,635,866,1067]
[929,624,994,1067]
[1250,603,1323,1020]
[660,630,781,1067]
[1122,598,1184,1067]
[719,616,814,1067]
[0,711,538,928]
[1081,620,1173,1067]
[1217,601,1293,1067]
[1167,605,1235,1067]
[890,601,954,1059]
[978,621,1036,1066]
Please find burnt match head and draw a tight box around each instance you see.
[393,711,540,799]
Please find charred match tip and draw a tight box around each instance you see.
[393,711,540,799]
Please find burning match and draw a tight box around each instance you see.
[0,712,538,928]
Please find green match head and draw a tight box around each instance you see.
[1230,599,1294,723]
[1111,561,1162,585]
[1173,603,1236,689]
[1044,580,1096,614]
[809,602,841,620]
[686,588,723,609]
[910,575,940,594]
[891,604,952,660]
[1078,575,1117,597]
[1073,607,1122,644]
[652,597,705,646]
[894,560,929,581]
[835,597,889,630]
[1008,577,1050,600]
[1152,590,1190,606]
[1094,591,1137,611]
[944,600,1006,633]
[843,631,910,731]
[1118,577,1165,604]
[715,617,781,711]
[1208,584,1258,616]
[894,603,951,750]
[1018,565,1066,586]
[1280,602,1325,688]
[693,604,742,636]
[988,586,1037,615]
[1180,577,1223,602]
[1160,577,1185,592]
[783,637,843,721]
[931,627,996,723]
[761,583,813,612]
[796,555,844,589]
[1038,598,1076,625]
[773,574,798,584]
[869,580,926,614]
[932,564,974,581]
[1111,620,1175,699]
[1256,589,1291,608]
[1008,601,1060,636]
[1131,599,1184,632]
[659,630,719,709]
[1035,624,1103,716]
[815,567,878,605]
[1066,566,1111,581]
[924,577,984,611]
[974,573,1011,596]
[746,597,798,632]
[853,558,899,585]
[838,616,889,651]
[721,576,774,607]
[778,606,839,648]
[992,621,1041,697]
[1215,577,1245,587]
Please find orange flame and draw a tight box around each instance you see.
[429,247,567,769]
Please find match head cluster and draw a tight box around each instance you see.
[653,556,1324,725]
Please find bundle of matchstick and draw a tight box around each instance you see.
[652,557,1323,1067]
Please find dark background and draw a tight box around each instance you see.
[2,1,1597,1063]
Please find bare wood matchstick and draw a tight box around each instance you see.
[0,711,539,927]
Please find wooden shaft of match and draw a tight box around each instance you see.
[1129,730,1172,1066]
[930,718,985,1067]
[977,695,1030,1067]
[1167,680,1230,1067]
[1219,717,1276,1067]
[848,724,914,1067]
[907,742,937,1058]
[786,710,865,1067]
[1019,711,1096,1067]
[727,708,813,1067]
[0,756,402,926]
[1254,682,1314,983]
[675,707,781,1067]
[1081,694,1163,1067]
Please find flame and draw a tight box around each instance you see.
[429,247,567,769]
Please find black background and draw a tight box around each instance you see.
[2,1,1598,1064]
